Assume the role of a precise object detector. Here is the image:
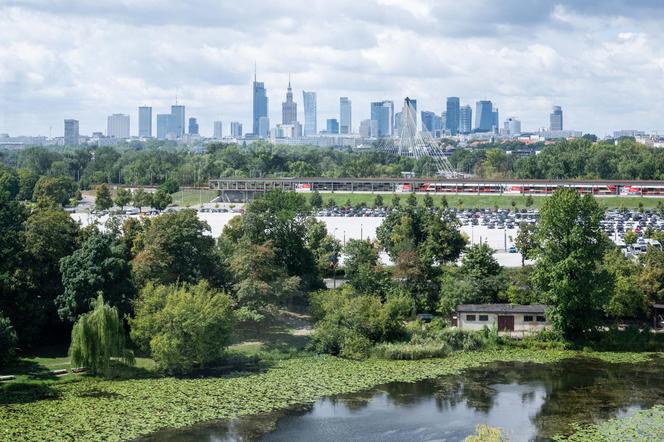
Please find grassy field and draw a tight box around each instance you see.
[317,192,664,210]
[171,189,218,207]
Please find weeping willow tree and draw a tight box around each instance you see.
[69,294,134,375]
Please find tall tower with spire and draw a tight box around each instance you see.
[282,74,298,125]
[252,63,268,137]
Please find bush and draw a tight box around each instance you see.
[434,327,497,352]
[339,332,372,360]
[129,281,235,374]
[0,313,18,365]
[373,341,451,360]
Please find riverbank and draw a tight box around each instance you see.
[1,349,659,441]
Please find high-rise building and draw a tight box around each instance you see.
[282,76,298,125]
[550,106,563,131]
[213,121,223,139]
[359,119,377,138]
[138,106,152,138]
[474,100,494,132]
[441,111,447,131]
[340,97,352,134]
[252,69,268,137]
[446,97,460,135]
[326,118,339,134]
[302,91,317,136]
[492,107,499,133]
[370,100,394,137]
[230,121,243,138]
[170,105,185,138]
[156,114,173,139]
[394,111,402,136]
[188,117,199,135]
[504,117,522,135]
[107,114,130,138]
[421,111,442,134]
[258,116,270,138]
[64,119,79,145]
[459,105,473,134]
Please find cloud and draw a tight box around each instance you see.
[2,0,664,136]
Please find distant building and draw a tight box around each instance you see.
[359,119,375,138]
[340,97,352,134]
[188,117,199,135]
[550,106,563,131]
[370,100,394,137]
[253,70,269,137]
[504,117,522,135]
[421,111,442,134]
[446,97,460,135]
[171,105,185,138]
[274,122,302,138]
[156,114,173,139]
[282,77,297,125]
[474,100,494,132]
[303,91,317,136]
[492,107,499,133]
[459,105,472,134]
[107,114,130,138]
[230,121,243,138]
[258,116,270,139]
[613,129,646,138]
[213,121,223,139]
[326,118,339,134]
[394,111,402,136]
[138,106,152,138]
[456,304,551,333]
[64,119,79,145]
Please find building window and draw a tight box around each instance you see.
[524,315,533,322]
[536,316,546,322]
[466,314,476,321]
[479,315,489,321]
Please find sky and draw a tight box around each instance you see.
[2,0,664,138]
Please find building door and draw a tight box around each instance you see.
[497,315,515,332]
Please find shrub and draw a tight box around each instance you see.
[129,281,235,374]
[339,333,372,360]
[373,341,451,360]
[465,424,503,442]
[0,313,18,365]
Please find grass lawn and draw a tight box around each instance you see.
[171,189,218,207]
[318,192,664,210]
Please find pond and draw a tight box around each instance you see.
[140,357,664,441]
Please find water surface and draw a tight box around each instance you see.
[141,356,664,441]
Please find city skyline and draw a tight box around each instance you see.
[3,1,664,137]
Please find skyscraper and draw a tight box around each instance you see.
[138,106,152,138]
[156,114,173,139]
[282,76,298,125]
[340,97,352,134]
[504,117,522,135]
[421,111,442,134]
[171,105,185,138]
[107,113,130,138]
[188,117,199,135]
[230,121,243,138]
[550,106,563,131]
[370,100,394,137]
[492,107,499,133]
[459,105,472,134]
[303,91,317,136]
[252,68,268,137]
[474,100,494,132]
[258,116,270,138]
[213,121,223,139]
[64,119,79,145]
[446,97,460,135]
[326,119,339,134]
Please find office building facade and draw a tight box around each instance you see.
[64,119,79,145]
[550,106,563,131]
[326,118,339,134]
[156,114,173,139]
[474,100,494,132]
[421,111,442,134]
[340,97,352,134]
[138,106,152,138]
[170,105,185,138]
[213,121,223,139]
[188,117,199,135]
[282,78,298,125]
[253,75,269,137]
[107,113,130,138]
[230,121,243,138]
[446,97,460,135]
[504,117,522,135]
[459,105,473,134]
[302,91,317,136]
[258,116,270,138]
[370,100,394,137]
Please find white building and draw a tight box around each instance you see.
[107,113,130,139]
[456,304,550,333]
[213,121,223,139]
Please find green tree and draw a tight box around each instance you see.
[129,281,235,373]
[132,187,152,212]
[392,194,401,208]
[309,190,323,209]
[0,166,19,199]
[423,193,434,209]
[68,294,134,376]
[151,188,172,210]
[16,168,39,201]
[533,188,611,338]
[623,230,638,245]
[373,194,384,208]
[514,222,538,266]
[159,179,179,194]
[306,218,342,276]
[525,194,534,208]
[58,232,134,321]
[132,210,218,286]
[603,248,648,319]
[95,184,113,210]
[343,239,391,297]
[0,312,18,365]
[406,192,417,207]
[33,175,78,206]
[114,188,132,210]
